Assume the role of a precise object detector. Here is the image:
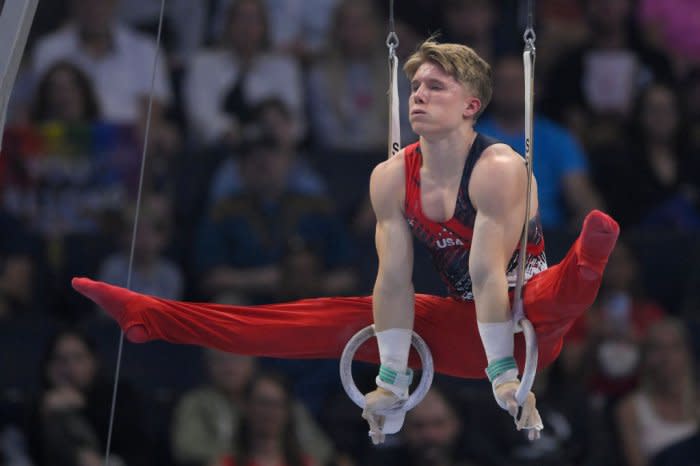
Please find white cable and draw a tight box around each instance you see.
[103,0,167,464]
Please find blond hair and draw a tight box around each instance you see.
[404,39,492,120]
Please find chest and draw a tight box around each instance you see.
[418,169,467,223]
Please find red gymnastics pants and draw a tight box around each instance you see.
[72,210,619,379]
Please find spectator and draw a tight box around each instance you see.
[570,241,667,401]
[440,0,506,64]
[477,54,604,229]
[209,99,326,206]
[31,0,173,129]
[31,61,100,124]
[195,135,356,302]
[368,385,480,466]
[26,329,151,466]
[591,83,700,229]
[172,353,332,466]
[543,0,672,141]
[97,194,184,300]
[0,251,35,322]
[212,371,319,466]
[465,366,602,466]
[184,0,304,146]
[171,351,257,465]
[307,0,388,151]
[615,318,699,466]
[117,0,207,65]
[263,0,342,64]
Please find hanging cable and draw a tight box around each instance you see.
[103,0,166,464]
[386,0,400,158]
[511,0,539,411]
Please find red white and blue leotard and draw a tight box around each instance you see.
[403,134,547,301]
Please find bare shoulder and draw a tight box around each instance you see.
[370,149,406,218]
[370,149,406,190]
[474,143,525,179]
[469,144,527,208]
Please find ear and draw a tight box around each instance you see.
[463,96,482,120]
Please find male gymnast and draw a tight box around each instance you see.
[72,39,620,443]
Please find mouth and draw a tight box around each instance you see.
[410,109,426,116]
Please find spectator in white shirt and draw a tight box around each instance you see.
[117,0,207,66]
[184,0,305,147]
[32,0,173,128]
[307,0,387,151]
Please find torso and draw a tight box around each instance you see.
[402,134,547,301]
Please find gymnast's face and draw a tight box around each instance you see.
[409,62,481,137]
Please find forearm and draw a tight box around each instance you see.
[472,270,518,387]
[372,277,414,331]
[472,271,511,323]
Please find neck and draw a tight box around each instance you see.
[420,125,476,179]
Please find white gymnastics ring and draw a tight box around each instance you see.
[340,324,434,411]
[515,317,539,406]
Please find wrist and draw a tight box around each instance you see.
[477,320,515,362]
[376,364,413,399]
[376,328,412,372]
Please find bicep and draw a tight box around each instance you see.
[370,162,413,288]
[469,160,527,281]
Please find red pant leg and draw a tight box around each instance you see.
[520,211,619,371]
[72,278,478,376]
[72,212,618,380]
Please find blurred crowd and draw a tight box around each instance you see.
[1,0,699,465]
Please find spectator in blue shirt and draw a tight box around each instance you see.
[195,135,356,302]
[477,54,604,229]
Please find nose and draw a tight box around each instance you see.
[413,84,427,104]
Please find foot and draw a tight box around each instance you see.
[577,210,620,279]
[71,277,150,343]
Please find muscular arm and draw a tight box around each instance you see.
[361,152,415,444]
[468,146,543,436]
[469,146,529,323]
[370,154,414,332]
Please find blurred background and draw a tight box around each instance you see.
[1,0,699,465]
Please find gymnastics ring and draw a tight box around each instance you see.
[340,324,434,411]
[515,317,538,406]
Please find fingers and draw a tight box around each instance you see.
[515,392,536,429]
[362,409,386,445]
[514,392,544,440]
[505,399,518,418]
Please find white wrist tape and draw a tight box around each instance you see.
[376,328,412,372]
[477,320,515,363]
[375,328,412,398]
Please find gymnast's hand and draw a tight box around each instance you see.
[494,380,543,440]
[362,387,404,445]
